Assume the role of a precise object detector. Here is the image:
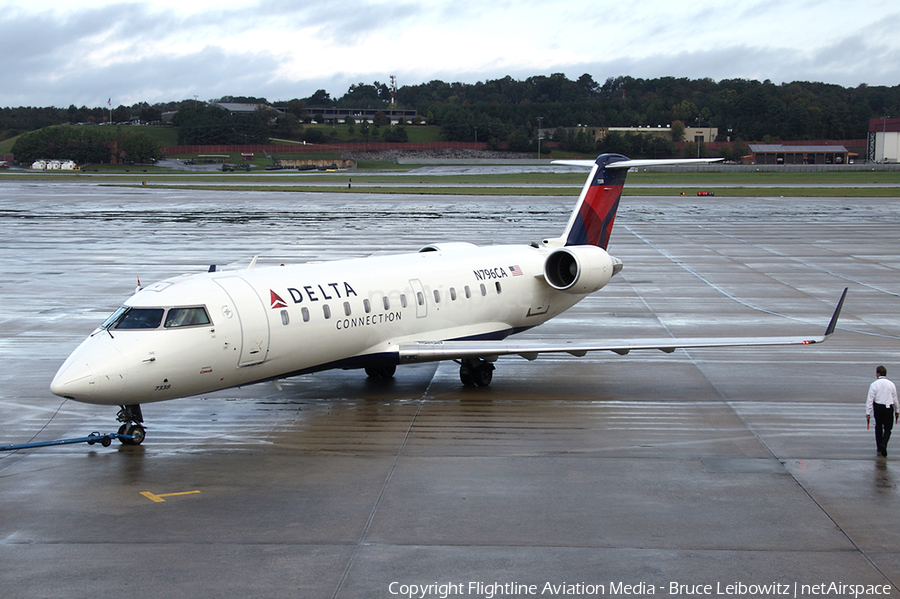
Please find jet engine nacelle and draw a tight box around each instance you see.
[543,246,619,294]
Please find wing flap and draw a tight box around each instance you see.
[399,334,823,363]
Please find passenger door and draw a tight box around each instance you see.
[215,277,270,367]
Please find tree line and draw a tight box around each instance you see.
[227,76,899,146]
[11,125,162,165]
[396,75,898,141]
[4,75,899,160]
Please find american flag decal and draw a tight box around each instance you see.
[509,265,524,276]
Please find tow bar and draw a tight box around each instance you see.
[1,432,137,451]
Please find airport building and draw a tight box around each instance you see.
[748,144,850,165]
[302,107,419,125]
[540,125,719,143]
[215,102,419,125]
[867,117,900,163]
[163,103,420,126]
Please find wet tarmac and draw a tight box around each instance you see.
[2,180,900,598]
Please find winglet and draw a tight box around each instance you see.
[824,287,848,338]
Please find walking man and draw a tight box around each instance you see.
[866,365,899,457]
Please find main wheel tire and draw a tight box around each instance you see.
[366,365,396,379]
[473,364,494,387]
[459,364,475,386]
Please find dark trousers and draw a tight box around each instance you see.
[873,403,894,455]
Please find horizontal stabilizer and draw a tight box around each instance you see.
[552,158,724,169]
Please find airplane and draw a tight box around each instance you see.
[50,153,847,445]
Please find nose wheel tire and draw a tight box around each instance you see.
[117,423,146,445]
[116,405,146,445]
[127,424,146,445]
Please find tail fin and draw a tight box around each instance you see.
[553,154,724,249]
[557,153,630,249]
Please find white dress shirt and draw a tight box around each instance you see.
[867,376,899,417]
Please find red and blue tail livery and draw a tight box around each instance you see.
[561,153,629,249]
[553,154,724,249]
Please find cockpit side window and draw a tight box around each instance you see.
[115,308,164,329]
[165,307,211,328]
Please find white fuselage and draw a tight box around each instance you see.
[51,242,609,405]
[50,154,835,418]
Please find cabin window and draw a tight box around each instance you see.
[363,299,371,313]
[280,310,290,325]
[115,308,164,330]
[464,286,471,299]
[433,289,441,303]
[416,291,425,306]
[383,296,390,310]
[165,307,211,328]
[343,302,351,316]
[480,284,487,297]
[400,294,408,308]
[323,305,331,319]
[450,287,457,301]
[301,307,310,322]
[495,282,502,294]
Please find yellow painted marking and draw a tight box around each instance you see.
[140,490,201,503]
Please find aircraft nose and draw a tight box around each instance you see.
[50,337,127,403]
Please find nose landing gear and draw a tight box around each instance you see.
[116,404,146,445]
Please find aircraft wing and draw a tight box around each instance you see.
[398,288,847,364]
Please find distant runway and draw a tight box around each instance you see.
[1,180,899,598]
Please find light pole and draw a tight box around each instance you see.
[537,116,543,158]
[696,116,702,158]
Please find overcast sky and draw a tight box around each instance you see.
[1,0,898,108]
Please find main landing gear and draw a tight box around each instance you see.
[365,365,397,379]
[116,404,146,446]
[458,358,495,387]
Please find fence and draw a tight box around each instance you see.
[161,142,488,156]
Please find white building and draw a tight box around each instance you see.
[868,117,900,163]
[30,159,76,170]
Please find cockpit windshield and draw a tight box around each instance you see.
[115,308,164,329]
[100,306,211,331]
[165,307,211,328]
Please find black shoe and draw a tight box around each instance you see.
[883,448,888,457]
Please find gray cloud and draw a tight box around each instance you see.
[1,1,898,108]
